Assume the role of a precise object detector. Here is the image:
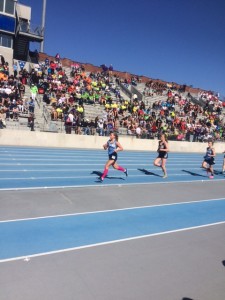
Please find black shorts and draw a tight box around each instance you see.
[109,152,117,162]
[158,152,168,159]
[204,158,215,165]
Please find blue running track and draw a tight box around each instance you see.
[0,146,225,263]
[0,146,224,190]
[1,199,225,261]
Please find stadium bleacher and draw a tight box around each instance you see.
[0,52,224,141]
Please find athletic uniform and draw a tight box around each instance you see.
[107,139,118,161]
[204,147,215,165]
[157,141,168,159]
[99,137,128,181]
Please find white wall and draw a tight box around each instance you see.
[1,130,225,153]
[0,47,13,68]
[16,4,31,21]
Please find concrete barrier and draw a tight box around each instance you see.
[0,130,225,153]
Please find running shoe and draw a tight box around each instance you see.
[124,169,128,177]
[162,174,167,178]
[209,175,214,179]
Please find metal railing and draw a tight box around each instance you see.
[118,82,133,99]
[187,94,206,107]
[17,20,44,37]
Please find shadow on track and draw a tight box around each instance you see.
[91,171,125,182]
[214,170,225,176]
[182,170,207,178]
[91,171,102,177]
[138,168,162,177]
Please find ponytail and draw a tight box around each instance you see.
[114,132,119,141]
[161,133,168,142]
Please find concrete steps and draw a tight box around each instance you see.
[5,85,45,132]
[83,103,105,121]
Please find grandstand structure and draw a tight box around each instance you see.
[0,1,224,141]
[0,0,44,71]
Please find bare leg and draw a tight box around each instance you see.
[202,161,208,171]
[113,162,128,176]
[161,158,167,177]
[101,160,114,180]
[154,158,161,167]
[113,162,124,172]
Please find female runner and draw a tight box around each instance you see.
[222,150,225,174]
[100,132,128,181]
[202,139,216,179]
[154,133,169,178]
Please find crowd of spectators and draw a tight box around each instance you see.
[0,55,36,130]
[0,52,224,141]
[28,55,132,134]
[142,81,187,97]
[118,89,225,142]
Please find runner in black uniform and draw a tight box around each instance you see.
[100,132,128,182]
[154,134,169,178]
[202,140,216,179]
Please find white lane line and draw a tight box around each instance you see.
[0,167,207,172]
[0,178,224,192]
[0,148,203,154]
[0,221,225,264]
[0,154,204,159]
[0,163,202,166]
[0,173,206,180]
[0,159,203,162]
[1,196,225,223]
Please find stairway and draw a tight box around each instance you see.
[14,36,29,61]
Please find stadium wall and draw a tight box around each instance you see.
[1,130,224,153]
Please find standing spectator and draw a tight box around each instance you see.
[19,83,25,98]
[30,84,38,100]
[28,113,35,131]
[45,57,49,66]
[13,62,18,78]
[0,54,5,65]
[97,119,104,136]
[0,109,6,128]
[28,97,35,113]
[55,53,60,63]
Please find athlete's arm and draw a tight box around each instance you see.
[103,142,108,150]
[162,141,169,152]
[115,141,123,152]
[210,148,216,157]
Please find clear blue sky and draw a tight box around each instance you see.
[20,0,225,97]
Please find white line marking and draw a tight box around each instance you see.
[0,178,225,191]
[0,221,225,264]
[0,173,198,180]
[0,167,207,172]
[0,163,204,166]
[1,197,225,223]
[0,156,203,160]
